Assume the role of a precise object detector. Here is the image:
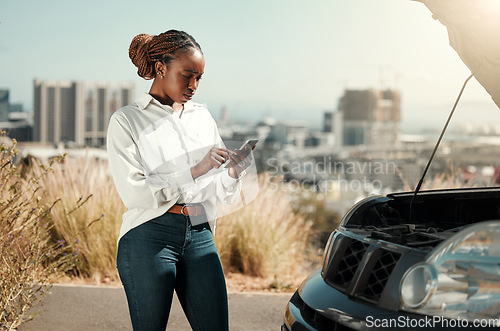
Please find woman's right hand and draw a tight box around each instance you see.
[190,147,230,179]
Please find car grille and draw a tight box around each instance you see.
[323,234,401,303]
[332,240,369,288]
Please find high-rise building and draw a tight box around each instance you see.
[339,89,401,146]
[323,112,333,133]
[34,79,134,147]
[0,89,9,122]
[323,110,343,146]
[0,89,33,142]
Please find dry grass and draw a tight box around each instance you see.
[23,155,491,295]
[0,138,78,330]
[215,173,313,289]
[20,158,316,292]
[26,155,126,284]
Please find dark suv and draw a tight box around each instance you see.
[283,0,500,329]
[282,188,500,330]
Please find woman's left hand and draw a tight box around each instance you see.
[227,146,252,179]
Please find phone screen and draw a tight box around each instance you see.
[239,139,258,152]
[224,139,258,168]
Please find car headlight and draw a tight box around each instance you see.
[400,221,500,322]
[400,263,438,308]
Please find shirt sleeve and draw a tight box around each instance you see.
[107,112,194,210]
[212,118,243,205]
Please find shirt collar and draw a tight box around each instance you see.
[135,93,196,114]
[135,93,154,110]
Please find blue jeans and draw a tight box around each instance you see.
[116,212,228,331]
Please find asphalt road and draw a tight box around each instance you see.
[18,285,292,331]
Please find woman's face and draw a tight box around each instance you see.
[155,48,205,106]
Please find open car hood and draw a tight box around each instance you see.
[416,0,500,109]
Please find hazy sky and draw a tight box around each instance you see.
[1,0,499,132]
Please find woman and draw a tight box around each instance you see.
[107,30,250,331]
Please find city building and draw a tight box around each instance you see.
[33,79,134,147]
[0,89,33,142]
[339,89,401,146]
[9,103,24,113]
[323,110,343,147]
[266,120,310,149]
[0,89,9,122]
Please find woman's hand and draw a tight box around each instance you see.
[191,147,230,180]
[226,146,252,179]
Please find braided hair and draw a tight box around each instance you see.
[129,30,202,80]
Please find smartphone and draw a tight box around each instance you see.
[238,139,258,152]
[224,139,258,168]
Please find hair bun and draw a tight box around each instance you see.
[129,33,155,80]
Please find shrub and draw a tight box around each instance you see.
[215,173,313,286]
[0,137,78,330]
[290,188,341,248]
[19,156,316,290]
[26,156,126,283]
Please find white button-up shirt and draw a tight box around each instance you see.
[107,93,241,242]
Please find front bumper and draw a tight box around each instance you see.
[282,269,492,331]
[282,269,380,331]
